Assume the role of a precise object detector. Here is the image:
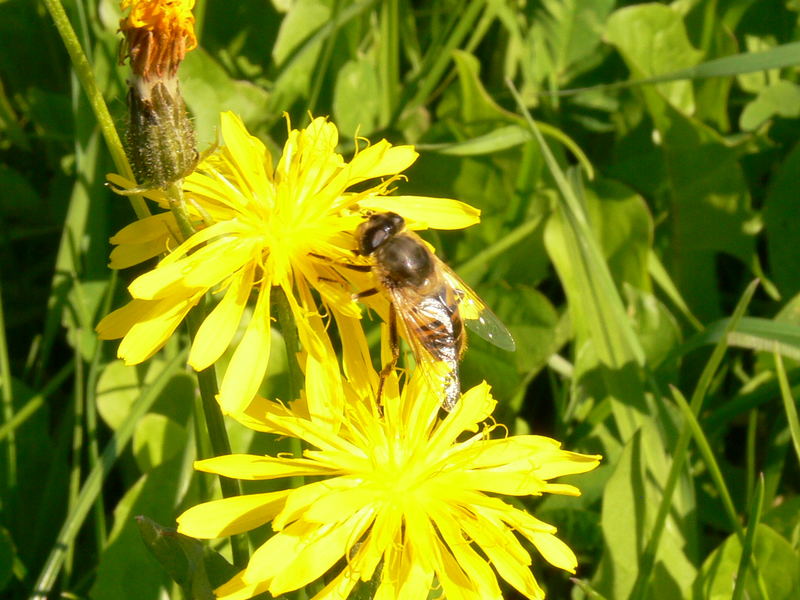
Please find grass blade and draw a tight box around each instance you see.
[732,475,765,600]
[774,351,800,467]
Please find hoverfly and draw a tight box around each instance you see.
[353,212,515,410]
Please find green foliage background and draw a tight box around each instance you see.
[2,0,800,598]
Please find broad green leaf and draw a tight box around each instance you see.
[543,183,645,371]
[693,524,800,600]
[764,140,800,298]
[268,0,331,114]
[181,49,272,148]
[529,0,615,83]
[333,52,381,138]
[132,414,188,472]
[586,178,652,292]
[605,4,702,114]
[624,286,681,372]
[461,284,559,413]
[761,497,800,545]
[97,360,148,431]
[596,427,697,599]
[739,80,800,131]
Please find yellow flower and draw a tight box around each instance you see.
[176,364,601,600]
[97,112,480,413]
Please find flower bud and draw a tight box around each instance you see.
[119,0,198,187]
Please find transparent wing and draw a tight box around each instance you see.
[439,263,516,352]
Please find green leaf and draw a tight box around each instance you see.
[132,414,188,472]
[586,178,652,291]
[677,316,800,362]
[605,4,702,114]
[624,286,681,372]
[181,49,272,148]
[740,80,800,131]
[694,524,800,600]
[764,140,800,298]
[530,0,615,83]
[96,360,144,431]
[596,426,697,599]
[333,52,381,138]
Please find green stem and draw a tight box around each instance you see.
[0,282,17,499]
[379,0,399,125]
[162,181,248,568]
[273,288,305,476]
[41,0,149,219]
[307,0,342,119]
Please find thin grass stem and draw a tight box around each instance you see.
[41,0,149,219]
[774,350,800,466]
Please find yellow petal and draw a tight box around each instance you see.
[116,293,201,364]
[219,280,272,414]
[533,450,602,480]
[215,570,270,600]
[193,454,337,480]
[308,567,360,600]
[357,195,481,230]
[267,510,375,596]
[375,530,433,600]
[106,173,169,207]
[109,212,177,245]
[188,263,254,370]
[217,111,273,198]
[529,531,577,573]
[427,382,494,457]
[96,298,158,339]
[109,238,170,269]
[464,469,547,496]
[331,308,378,399]
[429,506,502,600]
[176,491,290,538]
[273,477,362,531]
[326,141,418,196]
[461,513,543,600]
[129,232,255,300]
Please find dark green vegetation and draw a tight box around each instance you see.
[2,0,800,598]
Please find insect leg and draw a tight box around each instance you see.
[308,252,372,272]
[375,305,400,409]
[354,288,379,299]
